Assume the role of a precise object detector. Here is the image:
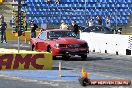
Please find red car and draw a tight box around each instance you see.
[30,29,89,60]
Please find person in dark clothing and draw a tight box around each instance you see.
[47,0,51,4]
[0,19,7,43]
[30,20,38,38]
[71,21,79,37]
[106,16,111,28]
[55,0,60,4]
[97,16,102,25]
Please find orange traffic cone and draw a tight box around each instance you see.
[81,67,89,78]
[84,71,88,78]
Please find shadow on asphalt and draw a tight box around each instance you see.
[61,76,80,77]
[53,56,112,61]
[53,67,73,70]
[86,57,112,61]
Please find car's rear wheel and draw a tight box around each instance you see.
[47,45,51,53]
[47,48,51,53]
[47,46,56,59]
[31,44,35,51]
[81,55,87,61]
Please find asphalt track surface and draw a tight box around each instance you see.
[0,40,132,88]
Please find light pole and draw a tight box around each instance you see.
[18,0,22,53]
[115,1,117,30]
[85,0,87,27]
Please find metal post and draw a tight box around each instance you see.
[115,2,117,30]
[18,0,22,53]
[59,9,61,26]
[58,61,62,77]
[85,0,86,27]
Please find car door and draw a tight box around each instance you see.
[37,32,48,51]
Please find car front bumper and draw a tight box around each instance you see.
[52,48,89,56]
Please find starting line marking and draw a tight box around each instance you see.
[0,74,59,87]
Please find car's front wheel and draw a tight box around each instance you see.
[62,55,71,61]
[81,55,87,61]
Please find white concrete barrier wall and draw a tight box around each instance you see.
[80,32,132,56]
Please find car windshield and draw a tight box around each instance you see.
[48,31,77,39]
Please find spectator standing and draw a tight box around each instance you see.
[71,21,79,37]
[106,16,111,28]
[60,20,68,30]
[30,20,38,38]
[55,0,60,4]
[97,15,102,25]
[0,18,7,43]
[88,17,94,27]
[47,0,51,4]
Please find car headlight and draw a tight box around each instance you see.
[54,44,59,48]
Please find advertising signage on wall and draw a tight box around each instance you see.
[0,54,52,70]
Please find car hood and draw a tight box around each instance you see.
[54,37,86,44]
